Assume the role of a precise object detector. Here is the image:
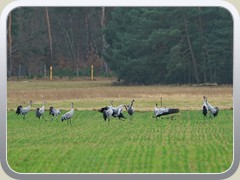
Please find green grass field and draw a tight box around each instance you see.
[7,79,233,173]
[7,109,233,173]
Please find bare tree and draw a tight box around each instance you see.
[45,7,53,66]
[184,15,200,84]
[101,7,107,51]
[100,7,108,73]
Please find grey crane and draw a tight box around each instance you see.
[202,96,219,118]
[112,104,126,120]
[110,101,126,120]
[36,101,46,120]
[125,99,135,122]
[49,106,61,121]
[153,103,179,120]
[98,101,126,121]
[202,96,208,117]
[102,105,114,124]
[16,101,33,119]
[98,103,113,123]
[61,103,74,125]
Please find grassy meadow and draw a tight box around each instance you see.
[7,79,233,173]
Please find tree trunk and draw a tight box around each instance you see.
[58,19,77,65]
[100,7,109,73]
[8,13,12,77]
[198,7,208,83]
[45,7,53,66]
[184,15,200,84]
[203,47,207,83]
[101,7,107,51]
[84,8,90,62]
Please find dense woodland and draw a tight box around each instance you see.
[7,7,233,84]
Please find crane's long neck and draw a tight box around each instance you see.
[203,97,214,110]
[110,101,114,107]
[24,101,32,111]
[203,97,209,107]
[41,102,46,109]
[130,100,134,108]
[154,103,159,112]
[117,104,124,109]
[27,101,32,109]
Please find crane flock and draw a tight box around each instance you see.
[15,96,219,125]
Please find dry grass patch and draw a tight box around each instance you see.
[7,79,232,111]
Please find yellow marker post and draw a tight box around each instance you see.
[50,66,53,80]
[91,65,94,80]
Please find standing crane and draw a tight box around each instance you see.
[16,101,33,119]
[102,106,114,124]
[125,99,135,122]
[49,106,61,121]
[202,96,208,117]
[202,96,219,118]
[36,101,46,120]
[61,103,74,125]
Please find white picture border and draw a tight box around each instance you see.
[0,0,239,179]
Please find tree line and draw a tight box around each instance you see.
[7,7,233,84]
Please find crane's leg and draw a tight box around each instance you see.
[24,115,29,122]
[129,115,133,123]
[43,115,47,121]
[209,113,213,119]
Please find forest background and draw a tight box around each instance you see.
[7,7,233,85]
